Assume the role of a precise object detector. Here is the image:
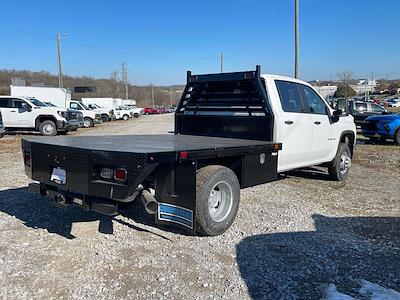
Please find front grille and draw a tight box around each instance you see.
[363,120,379,131]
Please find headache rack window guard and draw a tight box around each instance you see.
[175,65,274,141]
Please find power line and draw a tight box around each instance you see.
[226,0,291,59]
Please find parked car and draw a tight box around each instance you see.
[362,113,400,145]
[0,96,81,136]
[0,110,5,138]
[347,100,389,129]
[144,107,158,114]
[387,99,400,108]
[114,106,131,120]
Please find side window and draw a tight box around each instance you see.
[70,102,81,110]
[355,103,367,112]
[371,104,385,113]
[11,99,25,109]
[275,80,304,113]
[0,99,11,108]
[298,84,327,115]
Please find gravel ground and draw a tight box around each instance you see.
[0,113,399,300]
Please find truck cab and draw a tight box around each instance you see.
[68,100,102,128]
[176,66,356,179]
[0,96,80,136]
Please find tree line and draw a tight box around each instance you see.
[0,69,184,107]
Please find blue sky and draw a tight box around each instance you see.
[0,0,399,85]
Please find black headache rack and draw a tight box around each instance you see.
[175,65,274,141]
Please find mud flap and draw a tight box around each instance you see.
[154,161,197,233]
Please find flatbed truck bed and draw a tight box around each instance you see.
[22,134,281,235]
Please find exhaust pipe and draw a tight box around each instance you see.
[141,190,158,214]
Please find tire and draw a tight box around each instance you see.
[328,143,352,181]
[133,113,139,118]
[83,117,93,128]
[101,115,108,122]
[196,165,240,236]
[39,120,57,136]
[123,114,129,121]
[394,129,400,146]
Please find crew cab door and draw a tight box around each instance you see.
[11,98,33,127]
[0,98,15,127]
[0,98,31,127]
[274,80,314,171]
[297,84,336,161]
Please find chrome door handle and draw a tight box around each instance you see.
[314,121,321,125]
[284,120,294,125]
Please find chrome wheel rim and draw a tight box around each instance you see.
[43,124,55,135]
[84,120,91,127]
[208,181,233,222]
[339,151,351,174]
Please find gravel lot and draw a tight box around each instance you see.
[0,113,399,299]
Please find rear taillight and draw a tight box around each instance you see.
[114,169,127,182]
[99,167,127,182]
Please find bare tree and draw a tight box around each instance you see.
[337,71,354,84]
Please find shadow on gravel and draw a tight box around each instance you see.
[236,214,400,299]
[0,187,172,240]
[283,167,331,181]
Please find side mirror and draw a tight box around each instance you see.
[21,103,31,112]
[335,99,349,115]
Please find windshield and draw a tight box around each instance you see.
[28,98,48,107]
[45,102,57,107]
[80,102,90,110]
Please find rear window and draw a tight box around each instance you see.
[275,80,304,113]
[0,99,11,108]
[355,103,367,112]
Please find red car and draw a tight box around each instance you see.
[144,107,158,114]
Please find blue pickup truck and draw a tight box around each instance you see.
[362,113,400,145]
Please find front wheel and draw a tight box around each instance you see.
[123,114,129,121]
[328,143,352,181]
[394,129,400,146]
[101,115,108,122]
[83,117,94,128]
[195,165,240,236]
[133,113,139,118]
[39,120,57,136]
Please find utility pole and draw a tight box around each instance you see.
[121,62,129,100]
[294,0,299,78]
[56,33,64,88]
[218,53,224,73]
[151,84,154,107]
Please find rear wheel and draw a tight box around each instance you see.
[195,165,240,236]
[328,143,352,181]
[394,129,400,146]
[133,113,139,118]
[83,117,93,128]
[39,120,57,136]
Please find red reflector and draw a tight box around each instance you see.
[180,151,188,159]
[114,169,127,181]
